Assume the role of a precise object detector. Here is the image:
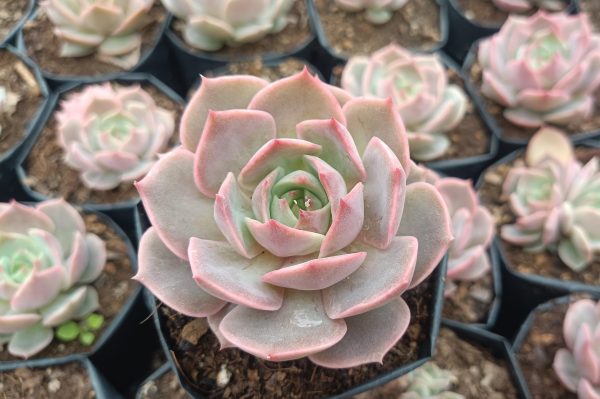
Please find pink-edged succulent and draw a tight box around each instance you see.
[0,199,106,358]
[56,83,175,191]
[134,69,453,367]
[478,11,600,128]
[162,0,295,51]
[492,0,566,12]
[342,43,468,161]
[335,0,408,24]
[553,299,600,399]
[501,127,600,271]
[41,0,153,69]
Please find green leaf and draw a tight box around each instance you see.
[84,313,105,331]
[79,331,96,346]
[56,322,80,342]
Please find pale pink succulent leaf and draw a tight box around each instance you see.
[304,155,348,216]
[0,313,41,334]
[0,202,54,235]
[71,286,100,319]
[579,379,600,399]
[563,299,599,349]
[39,286,89,327]
[526,127,574,166]
[573,325,600,384]
[554,348,581,392]
[251,168,285,223]
[7,324,53,359]
[63,233,89,288]
[207,303,236,349]
[36,199,85,257]
[558,225,593,271]
[435,178,478,214]
[295,204,332,235]
[246,219,325,257]
[11,263,64,312]
[78,233,106,283]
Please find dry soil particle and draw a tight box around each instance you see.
[478,148,600,286]
[22,1,166,77]
[138,369,191,399]
[581,1,600,33]
[24,84,183,205]
[442,272,495,324]
[171,0,312,59]
[314,0,441,58]
[0,49,44,157]
[469,59,600,142]
[0,362,95,399]
[0,212,136,361]
[160,276,434,399]
[0,0,29,42]
[454,0,569,27]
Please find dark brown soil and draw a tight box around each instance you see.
[22,1,166,77]
[315,0,441,58]
[357,328,518,398]
[0,49,44,157]
[469,58,600,141]
[138,369,190,399]
[23,84,182,205]
[172,0,312,59]
[443,273,495,324]
[478,148,600,286]
[581,1,600,33]
[514,295,594,399]
[0,0,29,41]
[159,276,435,399]
[454,0,568,27]
[0,362,95,399]
[0,212,136,361]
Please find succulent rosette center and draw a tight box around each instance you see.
[135,69,452,367]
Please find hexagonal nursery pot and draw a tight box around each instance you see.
[0,357,120,399]
[14,73,185,243]
[0,0,34,47]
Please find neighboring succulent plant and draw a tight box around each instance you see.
[41,0,153,69]
[398,362,464,399]
[0,199,106,358]
[335,0,408,24]
[478,11,600,128]
[492,0,566,12]
[162,0,295,51]
[553,299,600,399]
[56,83,175,191]
[135,69,453,367]
[342,43,468,161]
[501,127,600,271]
[0,85,20,136]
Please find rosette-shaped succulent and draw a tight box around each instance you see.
[162,0,295,51]
[342,44,468,161]
[135,69,453,367]
[478,12,600,128]
[553,299,600,399]
[56,83,175,191]
[501,127,600,271]
[335,0,408,25]
[492,0,566,12]
[0,200,106,358]
[399,362,464,399]
[41,0,153,68]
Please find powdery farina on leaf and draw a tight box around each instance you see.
[553,299,600,399]
[134,68,453,368]
[56,83,175,191]
[0,199,106,358]
[342,43,468,161]
[41,0,154,69]
[334,0,408,24]
[161,0,295,51]
[478,11,600,128]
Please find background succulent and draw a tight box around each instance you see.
[0,200,106,358]
[335,0,408,24]
[162,0,295,51]
[398,362,464,399]
[41,0,153,69]
[56,83,175,191]
[492,0,566,12]
[135,69,453,367]
[342,43,468,161]
[501,127,600,271]
[478,11,600,128]
[553,299,600,399]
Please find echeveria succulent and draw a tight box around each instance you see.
[56,83,175,191]
[478,11,600,128]
[342,44,468,161]
[41,0,153,69]
[501,127,600,271]
[553,299,600,399]
[0,200,106,358]
[398,362,464,399]
[135,69,453,367]
[492,0,566,12]
[335,0,408,24]
[162,0,295,51]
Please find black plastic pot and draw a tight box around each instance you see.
[463,40,600,157]
[308,0,449,80]
[16,6,172,90]
[0,45,50,174]
[0,0,34,46]
[14,73,185,243]
[0,356,121,399]
[165,0,316,89]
